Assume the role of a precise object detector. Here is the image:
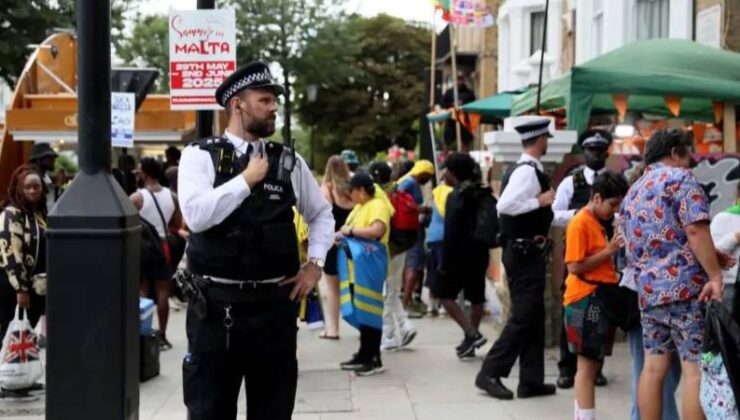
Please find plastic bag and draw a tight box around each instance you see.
[701,301,740,418]
[0,306,44,389]
[701,353,740,419]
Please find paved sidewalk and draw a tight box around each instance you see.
[1,308,641,419]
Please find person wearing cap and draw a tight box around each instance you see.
[337,172,393,375]
[177,61,334,420]
[397,160,435,318]
[28,143,59,211]
[476,118,557,400]
[366,160,419,351]
[340,149,360,174]
[552,129,613,389]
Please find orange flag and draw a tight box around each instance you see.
[713,101,724,124]
[664,97,682,117]
[692,123,706,145]
[612,94,628,122]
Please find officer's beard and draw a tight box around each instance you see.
[239,111,276,139]
[585,158,606,171]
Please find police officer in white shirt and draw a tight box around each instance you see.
[177,61,334,420]
[552,129,613,389]
[476,118,557,400]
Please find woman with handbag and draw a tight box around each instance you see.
[562,171,628,420]
[130,157,183,351]
[0,165,48,401]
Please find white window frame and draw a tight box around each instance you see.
[593,0,605,56]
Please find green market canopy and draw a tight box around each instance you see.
[512,39,740,132]
[426,90,524,123]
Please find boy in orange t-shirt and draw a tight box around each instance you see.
[563,171,628,420]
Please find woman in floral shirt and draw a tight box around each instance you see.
[620,130,728,420]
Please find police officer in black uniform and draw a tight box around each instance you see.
[177,61,335,420]
[552,129,613,389]
[475,118,557,400]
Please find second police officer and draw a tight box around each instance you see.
[475,118,557,400]
[177,61,335,420]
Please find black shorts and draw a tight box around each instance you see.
[432,265,486,304]
[142,262,172,282]
[324,245,339,276]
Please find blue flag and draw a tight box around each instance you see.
[337,237,388,330]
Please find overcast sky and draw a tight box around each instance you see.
[140,0,436,25]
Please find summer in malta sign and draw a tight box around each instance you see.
[168,9,236,110]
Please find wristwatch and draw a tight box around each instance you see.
[308,257,325,271]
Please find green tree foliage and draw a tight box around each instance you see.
[0,0,137,86]
[116,14,170,93]
[295,14,431,160]
[224,0,345,144]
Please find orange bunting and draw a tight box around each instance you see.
[691,123,706,145]
[458,111,481,135]
[664,97,682,117]
[713,101,724,124]
[612,94,628,122]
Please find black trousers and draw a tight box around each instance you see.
[480,245,546,384]
[183,287,298,420]
[358,325,382,362]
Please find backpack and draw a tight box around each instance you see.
[461,181,501,249]
[387,186,420,255]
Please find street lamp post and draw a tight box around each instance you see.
[46,0,141,418]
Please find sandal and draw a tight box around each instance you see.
[319,331,340,340]
[159,335,173,351]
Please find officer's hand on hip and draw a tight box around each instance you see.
[242,154,269,189]
[279,263,322,301]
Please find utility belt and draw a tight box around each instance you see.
[174,269,291,319]
[502,235,553,257]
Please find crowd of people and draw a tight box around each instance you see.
[1,60,738,420]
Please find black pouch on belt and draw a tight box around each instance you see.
[174,269,209,319]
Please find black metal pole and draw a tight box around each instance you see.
[535,0,550,114]
[197,0,215,138]
[46,0,140,418]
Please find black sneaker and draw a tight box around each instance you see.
[356,356,385,377]
[595,372,608,387]
[340,353,365,371]
[457,331,487,359]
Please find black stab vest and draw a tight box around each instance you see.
[568,168,591,211]
[186,137,300,281]
[499,161,554,238]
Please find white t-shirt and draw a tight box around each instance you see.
[139,187,175,239]
[711,210,740,284]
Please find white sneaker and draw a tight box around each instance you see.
[169,297,186,311]
[400,328,417,347]
[380,335,401,351]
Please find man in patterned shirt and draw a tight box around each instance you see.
[620,129,730,420]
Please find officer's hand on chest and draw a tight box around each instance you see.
[242,154,269,189]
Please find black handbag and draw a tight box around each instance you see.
[704,300,740,411]
[140,217,167,268]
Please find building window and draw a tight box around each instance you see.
[593,0,604,56]
[530,11,547,55]
[634,0,670,40]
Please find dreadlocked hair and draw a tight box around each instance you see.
[2,165,47,216]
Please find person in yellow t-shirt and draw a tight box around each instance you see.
[337,173,393,376]
[563,171,628,420]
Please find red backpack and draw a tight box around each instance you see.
[387,187,420,255]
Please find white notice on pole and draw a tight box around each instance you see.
[696,5,722,49]
[169,9,237,110]
[111,92,135,148]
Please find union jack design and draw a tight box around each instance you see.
[4,330,39,364]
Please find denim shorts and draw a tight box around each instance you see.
[641,299,705,362]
